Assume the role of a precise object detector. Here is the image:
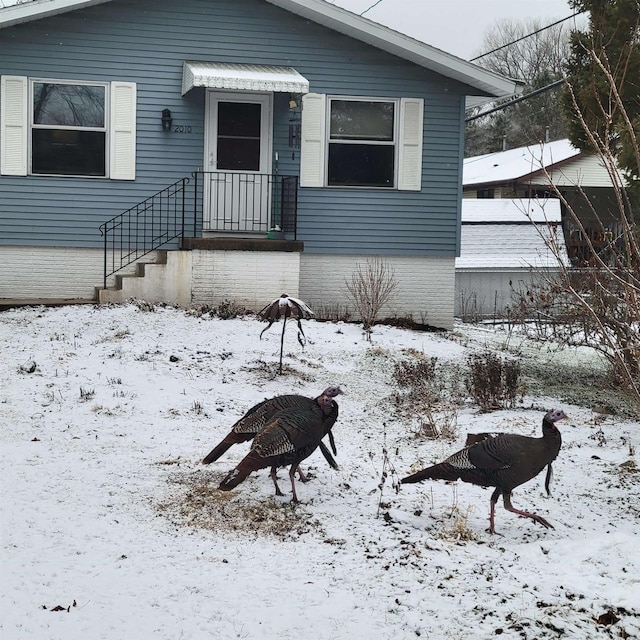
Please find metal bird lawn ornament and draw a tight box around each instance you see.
[258,294,314,374]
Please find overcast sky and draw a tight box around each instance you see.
[331,0,583,59]
[0,0,586,60]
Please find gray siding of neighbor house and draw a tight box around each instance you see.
[0,0,470,256]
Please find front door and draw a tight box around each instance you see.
[204,92,272,233]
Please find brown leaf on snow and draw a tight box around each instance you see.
[596,609,620,626]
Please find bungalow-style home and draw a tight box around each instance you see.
[462,139,625,266]
[0,0,520,329]
[455,198,568,319]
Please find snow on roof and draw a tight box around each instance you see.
[461,198,562,223]
[463,139,581,186]
[457,199,568,269]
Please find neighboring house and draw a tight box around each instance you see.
[462,139,625,266]
[0,0,520,329]
[455,198,568,319]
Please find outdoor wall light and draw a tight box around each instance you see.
[161,108,173,132]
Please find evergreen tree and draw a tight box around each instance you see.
[562,0,640,181]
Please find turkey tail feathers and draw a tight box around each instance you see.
[202,440,234,465]
[400,462,460,484]
[319,440,339,470]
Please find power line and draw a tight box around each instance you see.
[465,79,565,122]
[360,0,384,16]
[469,12,584,62]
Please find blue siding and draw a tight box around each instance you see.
[0,0,472,255]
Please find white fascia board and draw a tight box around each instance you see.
[0,0,111,28]
[266,0,523,98]
[1,0,522,99]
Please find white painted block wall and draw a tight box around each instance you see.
[299,254,455,330]
[1,246,455,329]
[0,246,154,300]
[191,250,300,309]
[99,249,300,310]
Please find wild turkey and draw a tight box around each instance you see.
[201,387,342,471]
[401,409,567,533]
[218,391,341,501]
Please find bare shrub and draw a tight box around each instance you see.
[187,300,249,319]
[312,303,352,323]
[345,257,398,340]
[393,353,438,387]
[466,351,521,411]
[508,31,640,409]
[133,299,155,312]
[214,299,248,319]
[392,350,463,440]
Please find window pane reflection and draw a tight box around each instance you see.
[33,83,105,128]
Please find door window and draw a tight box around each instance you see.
[216,102,261,171]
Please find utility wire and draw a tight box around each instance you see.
[465,79,565,122]
[470,12,584,61]
[360,0,384,16]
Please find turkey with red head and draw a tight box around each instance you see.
[401,409,567,533]
[218,389,343,501]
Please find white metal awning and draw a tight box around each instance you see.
[182,61,310,95]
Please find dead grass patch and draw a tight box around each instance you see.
[438,505,476,542]
[156,470,325,540]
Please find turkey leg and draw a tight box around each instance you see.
[503,492,554,529]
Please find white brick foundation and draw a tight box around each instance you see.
[0,246,148,300]
[99,249,300,309]
[191,250,300,308]
[1,246,454,329]
[299,254,455,330]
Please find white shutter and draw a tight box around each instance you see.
[398,97,424,191]
[1,75,28,176]
[110,81,136,180]
[300,93,326,188]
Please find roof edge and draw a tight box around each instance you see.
[1,0,522,98]
[0,0,111,28]
[265,0,522,98]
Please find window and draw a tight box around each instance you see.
[328,99,396,188]
[31,81,107,176]
[299,94,423,191]
[476,188,494,199]
[1,75,136,180]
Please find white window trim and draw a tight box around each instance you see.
[300,93,423,191]
[29,78,110,178]
[1,75,136,180]
[326,95,399,190]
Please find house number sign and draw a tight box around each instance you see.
[174,125,192,133]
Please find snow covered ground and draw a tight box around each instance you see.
[1,303,638,640]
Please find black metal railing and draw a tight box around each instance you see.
[99,177,191,288]
[191,171,298,236]
[99,172,298,288]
